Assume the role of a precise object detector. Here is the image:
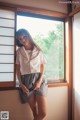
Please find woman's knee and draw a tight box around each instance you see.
[39,110,47,118]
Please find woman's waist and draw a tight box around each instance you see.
[21,72,41,77]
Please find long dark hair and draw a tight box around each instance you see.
[16,29,42,51]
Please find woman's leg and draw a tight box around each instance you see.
[35,95,47,120]
[28,94,38,119]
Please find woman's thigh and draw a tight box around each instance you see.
[35,94,47,114]
[28,94,36,109]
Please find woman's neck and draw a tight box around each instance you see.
[24,45,34,51]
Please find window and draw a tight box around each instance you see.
[16,13,64,84]
[0,3,66,88]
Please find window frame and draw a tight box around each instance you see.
[17,11,65,83]
[0,2,68,89]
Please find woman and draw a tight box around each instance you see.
[16,29,48,120]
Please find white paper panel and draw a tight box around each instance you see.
[0,64,14,72]
[0,19,15,27]
[0,55,14,63]
[0,73,14,81]
[0,9,15,19]
[0,28,14,36]
[0,37,14,45]
[0,46,14,54]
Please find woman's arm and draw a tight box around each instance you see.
[34,64,45,90]
[39,63,45,83]
[16,64,29,94]
[16,64,22,85]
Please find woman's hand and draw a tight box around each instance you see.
[34,80,42,90]
[21,84,29,95]
[34,63,44,90]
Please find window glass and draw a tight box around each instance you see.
[17,15,64,83]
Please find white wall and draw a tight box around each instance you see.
[0,86,68,120]
[0,0,67,13]
[73,11,80,120]
[47,87,68,120]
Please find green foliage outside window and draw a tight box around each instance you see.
[34,23,64,81]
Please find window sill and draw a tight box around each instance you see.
[48,82,68,87]
[0,82,68,91]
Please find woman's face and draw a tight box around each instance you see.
[18,35,32,49]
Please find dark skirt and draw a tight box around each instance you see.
[19,73,48,104]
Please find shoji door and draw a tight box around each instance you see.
[0,8,16,87]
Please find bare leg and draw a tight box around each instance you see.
[35,95,47,120]
[28,94,38,119]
